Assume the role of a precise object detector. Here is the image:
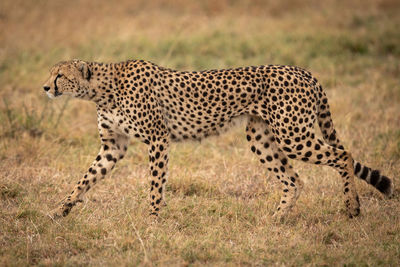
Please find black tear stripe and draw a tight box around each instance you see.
[54,74,62,96]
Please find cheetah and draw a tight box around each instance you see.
[43,59,394,220]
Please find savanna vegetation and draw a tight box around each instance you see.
[1,0,399,265]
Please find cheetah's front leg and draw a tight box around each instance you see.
[50,133,129,219]
[147,135,169,218]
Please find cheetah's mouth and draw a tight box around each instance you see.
[46,91,62,99]
[46,91,55,99]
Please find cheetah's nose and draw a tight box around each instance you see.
[43,86,50,91]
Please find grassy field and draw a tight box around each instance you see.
[1,0,400,265]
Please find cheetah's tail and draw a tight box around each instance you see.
[316,85,394,197]
[353,161,393,197]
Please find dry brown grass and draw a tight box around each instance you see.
[1,0,400,265]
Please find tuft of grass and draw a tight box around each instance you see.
[1,182,23,199]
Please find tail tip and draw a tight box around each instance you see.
[376,176,394,198]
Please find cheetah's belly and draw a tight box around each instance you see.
[165,112,249,141]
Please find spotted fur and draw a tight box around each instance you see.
[43,59,394,219]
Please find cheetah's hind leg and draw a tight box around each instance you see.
[246,116,304,220]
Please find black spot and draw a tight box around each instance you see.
[283,147,292,152]
[296,144,303,150]
[101,168,107,175]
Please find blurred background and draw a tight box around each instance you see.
[1,0,399,139]
[1,0,399,265]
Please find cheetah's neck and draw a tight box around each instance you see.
[80,62,119,106]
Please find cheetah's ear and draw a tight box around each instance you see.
[77,61,91,80]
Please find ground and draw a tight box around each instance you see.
[1,0,400,265]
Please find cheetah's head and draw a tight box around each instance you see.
[43,60,91,99]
